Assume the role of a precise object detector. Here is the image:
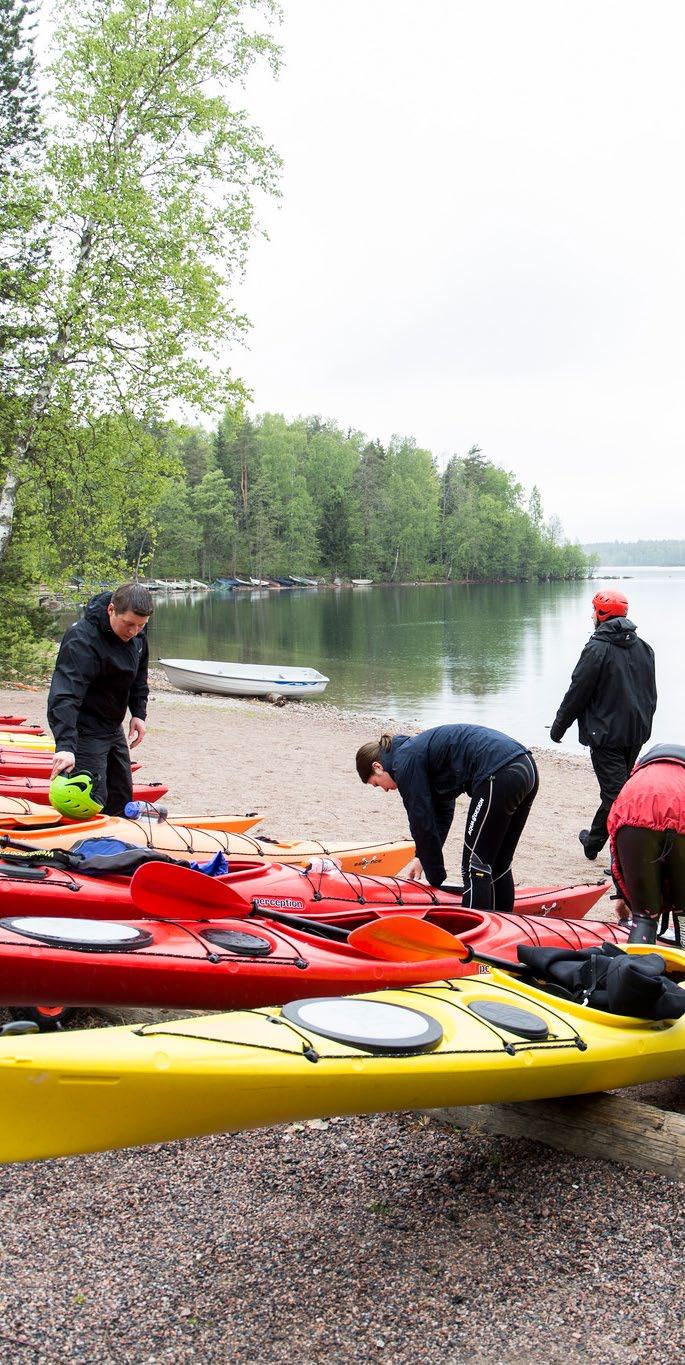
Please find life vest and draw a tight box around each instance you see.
[607,747,685,908]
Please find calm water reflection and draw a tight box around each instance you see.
[144,568,683,751]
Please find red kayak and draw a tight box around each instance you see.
[0,722,45,735]
[0,752,141,778]
[0,715,28,726]
[0,776,168,805]
[0,897,627,1012]
[0,855,610,921]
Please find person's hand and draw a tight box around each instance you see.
[128,717,147,749]
[51,750,75,778]
[401,856,423,881]
[613,897,632,925]
[548,723,562,744]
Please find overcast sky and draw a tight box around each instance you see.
[235,0,685,544]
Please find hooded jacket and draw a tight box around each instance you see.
[550,617,656,750]
[48,592,149,755]
[379,725,529,886]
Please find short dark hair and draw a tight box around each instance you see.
[110,582,154,617]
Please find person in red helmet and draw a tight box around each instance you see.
[549,589,657,860]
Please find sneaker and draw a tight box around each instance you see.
[578,830,597,861]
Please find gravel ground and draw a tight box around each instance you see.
[1,684,684,1363]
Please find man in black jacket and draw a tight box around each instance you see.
[48,582,153,815]
[549,590,656,860]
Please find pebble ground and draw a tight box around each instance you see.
[0,1107,684,1363]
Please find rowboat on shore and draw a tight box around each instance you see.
[160,657,330,699]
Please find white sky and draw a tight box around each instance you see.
[236,0,685,544]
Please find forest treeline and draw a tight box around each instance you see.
[147,414,591,584]
[584,540,685,567]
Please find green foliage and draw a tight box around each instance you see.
[145,414,592,584]
[1,0,282,565]
[193,469,234,580]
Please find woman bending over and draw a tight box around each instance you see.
[356,723,538,914]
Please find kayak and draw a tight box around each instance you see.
[2,945,685,1165]
[0,715,27,726]
[0,798,263,836]
[0,852,608,921]
[0,776,169,805]
[0,734,54,750]
[0,898,630,1012]
[2,823,416,875]
[0,752,142,778]
[0,723,44,735]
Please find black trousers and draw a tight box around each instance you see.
[74,726,133,816]
[615,826,685,919]
[587,745,641,857]
[461,754,539,914]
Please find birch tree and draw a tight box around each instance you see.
[0,0,281,563]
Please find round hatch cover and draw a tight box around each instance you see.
[0,917,153,952]
[201,927,273,957]
[468,999,549,1040]
[281,996,443,1053]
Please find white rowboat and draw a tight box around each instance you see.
[160,658,330,699]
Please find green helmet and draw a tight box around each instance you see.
[49,771,104,820]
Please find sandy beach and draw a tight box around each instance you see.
[0,680,682,1363]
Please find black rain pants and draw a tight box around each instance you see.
[586,745,641,857]
[461,753,539,914]
[615,826,685,921]
[74,726,133,817]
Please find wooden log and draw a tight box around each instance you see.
[423,1090,685,1179]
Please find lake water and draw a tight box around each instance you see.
[147,567,683,752]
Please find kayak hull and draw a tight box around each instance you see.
[0,778,168,805]
[2,959,685,1165]
[0,754,141,777]
[0,905,629,1011]
[0,803,263,836]
[0,855,609,922]
[4,821,415,875]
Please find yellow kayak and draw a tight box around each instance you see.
[0,733,55,751]
[2,815,414,873]
[1,946,684,1165]
[0,797,263,836]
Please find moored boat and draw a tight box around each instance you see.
[160,657,330,699]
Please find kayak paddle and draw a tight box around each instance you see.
[129,863,473,962]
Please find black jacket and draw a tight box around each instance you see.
[550,617,656,750]
[48,593,149,754]
[380,725,529,887]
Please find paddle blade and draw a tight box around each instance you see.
[130,861,251,920]
[348,915,472,962]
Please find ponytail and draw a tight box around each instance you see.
[356,734,394,783]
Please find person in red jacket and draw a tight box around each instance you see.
[607,745,685,945]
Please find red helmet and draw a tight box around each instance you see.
[592,590,628,623]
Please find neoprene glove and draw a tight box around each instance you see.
[549,723,563,743]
